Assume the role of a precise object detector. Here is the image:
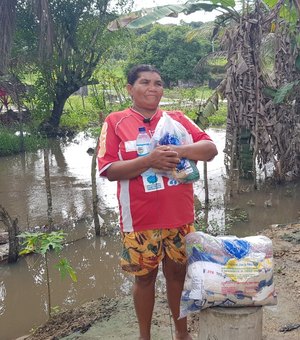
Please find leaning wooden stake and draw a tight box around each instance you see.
[0,205,19,263]
[91,138,101,236]
[44,148,53,229]
[203,161,209,206]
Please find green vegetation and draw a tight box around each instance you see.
[163,86,213,101]
[61,96,99,130]
[225,208,249,227]
[0,126,47,156]
[125,24,211,87]
[18,230,77,317]
[208,103,227,126]
[0,1,229,157]
[9,0,132,133]
[1,1,228,138]
[62,85,227,130]
[0,82,227,157]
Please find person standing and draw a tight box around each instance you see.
[98,64,218,340]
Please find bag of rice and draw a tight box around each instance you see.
[180,231,277,318]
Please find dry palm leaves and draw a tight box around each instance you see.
[223,1,300,183]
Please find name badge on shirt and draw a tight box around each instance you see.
[142,173,165,192]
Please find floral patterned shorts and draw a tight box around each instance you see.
[121,224,195,276]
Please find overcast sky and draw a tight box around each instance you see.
[132,0,219,24]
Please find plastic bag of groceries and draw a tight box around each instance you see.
[150,112,199,184]
[180,231,277,318]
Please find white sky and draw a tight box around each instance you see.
[132,0,219,24]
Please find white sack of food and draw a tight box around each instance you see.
[180,231,277,318]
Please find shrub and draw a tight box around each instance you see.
[0,126,47,156]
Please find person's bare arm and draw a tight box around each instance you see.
[106,146,180,181]
[169,140,218,162]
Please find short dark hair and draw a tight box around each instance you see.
[127,64,161,85]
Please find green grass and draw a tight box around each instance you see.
[162,86,227,128]
[163,85,213,102]
[207,57,227,67]
[0,126,47,157]
[61,90,131,130]
[208,103,227,127]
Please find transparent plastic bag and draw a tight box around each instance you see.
[151,112,199,183]
[180,231,277,318]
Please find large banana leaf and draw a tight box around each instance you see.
[108,5,186,31]
[108,0,238,31]
[273,81,300,104]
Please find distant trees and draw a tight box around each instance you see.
[126,24,211,87]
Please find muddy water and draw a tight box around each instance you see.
[0,129,299,340]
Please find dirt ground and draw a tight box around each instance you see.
[20,223,300,340]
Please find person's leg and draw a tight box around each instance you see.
[162,255,192,340]
[121,229,164,339]
[133,267,159,340]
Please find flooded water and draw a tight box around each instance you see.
[0,129,299,340]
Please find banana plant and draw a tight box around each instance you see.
[108,0,240,31]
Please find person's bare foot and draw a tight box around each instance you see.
[175,331,193,340]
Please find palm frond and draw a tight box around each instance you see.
[195,78,227,124]
[195,51,228,70]
[186,21,215,41]
[293,0,300,15]
[260,32,276,86]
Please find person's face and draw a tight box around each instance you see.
[127,71,164,112]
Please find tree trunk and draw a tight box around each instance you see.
[48,94,69,128]
[0,0,17,75]
[44,81,80,132]
[8,217,19,263]
[0,205,19,263]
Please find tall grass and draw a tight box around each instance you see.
[0,126,47,157]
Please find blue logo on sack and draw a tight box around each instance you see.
[222,239,250,259]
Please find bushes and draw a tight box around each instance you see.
[208,103,227,126]
[0,126,47,156]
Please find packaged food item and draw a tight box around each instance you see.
[180,231,277,318]
[151,112,199,184]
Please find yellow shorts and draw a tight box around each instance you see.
[121,224,195,276]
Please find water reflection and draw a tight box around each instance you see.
[0,134,97,229]
[0,234,130,340]
[0,129,299,339]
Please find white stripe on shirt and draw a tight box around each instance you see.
[119,179,133,232]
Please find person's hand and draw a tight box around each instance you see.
[147,145,180,171]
